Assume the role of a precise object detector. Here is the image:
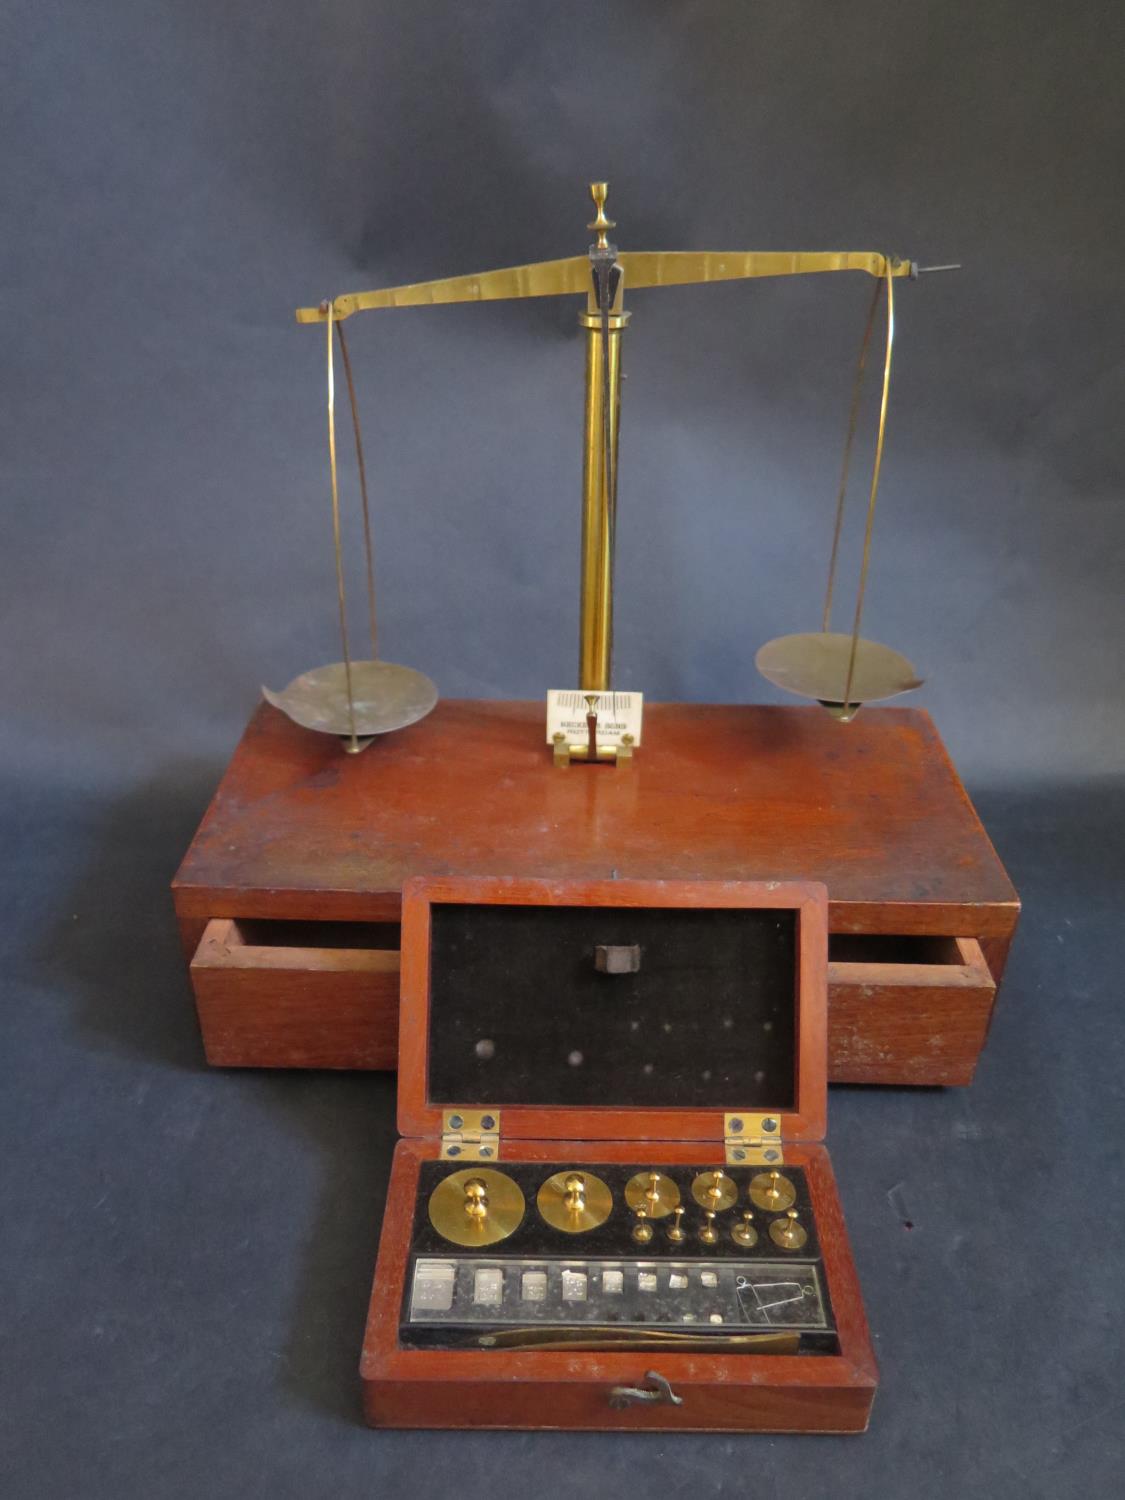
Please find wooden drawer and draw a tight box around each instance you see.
[190,918,401,1069]
[188,922,997,1084]
[827,935,996,1086]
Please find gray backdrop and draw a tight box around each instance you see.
[5,0,1124,787]
[3,3,1124,1497]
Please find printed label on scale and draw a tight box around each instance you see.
[545,691,644,748]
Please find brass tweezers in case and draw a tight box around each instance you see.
[477,1325,800,1354]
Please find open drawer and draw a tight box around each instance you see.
[188,921,997,1084]
[827,935,996,1086]
[190,918,402,1069]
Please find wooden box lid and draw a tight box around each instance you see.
[397,876,828,1145]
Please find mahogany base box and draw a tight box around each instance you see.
[173,700,1020,1087]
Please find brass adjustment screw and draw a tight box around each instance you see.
[769,1209,808,1251]
[699,1210,719,1246]
[632,1206,654,1245]
[667,1206,686,1243]
[732,1211,758,1248]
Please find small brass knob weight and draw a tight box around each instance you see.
[732,1210,758,1248]
[667,1205,687,1243]
[625,1170,680,1219]
[691,1169,737,1213]
[769,1209,808,1251]
[699,1210,719,1245]
[537,1169,613,1232]
[632,1206,654,1245]
[749,1169,797,1212]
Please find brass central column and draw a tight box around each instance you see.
[578,306,627,690]
[578,183,628,693]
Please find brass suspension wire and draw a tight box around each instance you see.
[335,319,378,662]
[325,303,359,750]
[822,278,884,632]
[841,264,896,715]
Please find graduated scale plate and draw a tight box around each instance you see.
[263,659,438,738]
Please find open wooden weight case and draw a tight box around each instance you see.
[361,875,878,1432]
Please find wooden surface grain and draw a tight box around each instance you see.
[172,700,1019,1085]
[173,700,1018,934]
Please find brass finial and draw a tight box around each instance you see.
[588,182,615,250]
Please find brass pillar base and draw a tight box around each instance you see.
[552,732,635,768]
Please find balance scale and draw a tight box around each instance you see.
[173,183,1018,1088]
[268,182,951,759]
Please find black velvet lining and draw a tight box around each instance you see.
[426,903,797,1110]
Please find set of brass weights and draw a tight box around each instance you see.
[429,1166,808,1251]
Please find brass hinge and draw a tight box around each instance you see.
[440,1109,501,1161]
[723,1113,785,1166]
